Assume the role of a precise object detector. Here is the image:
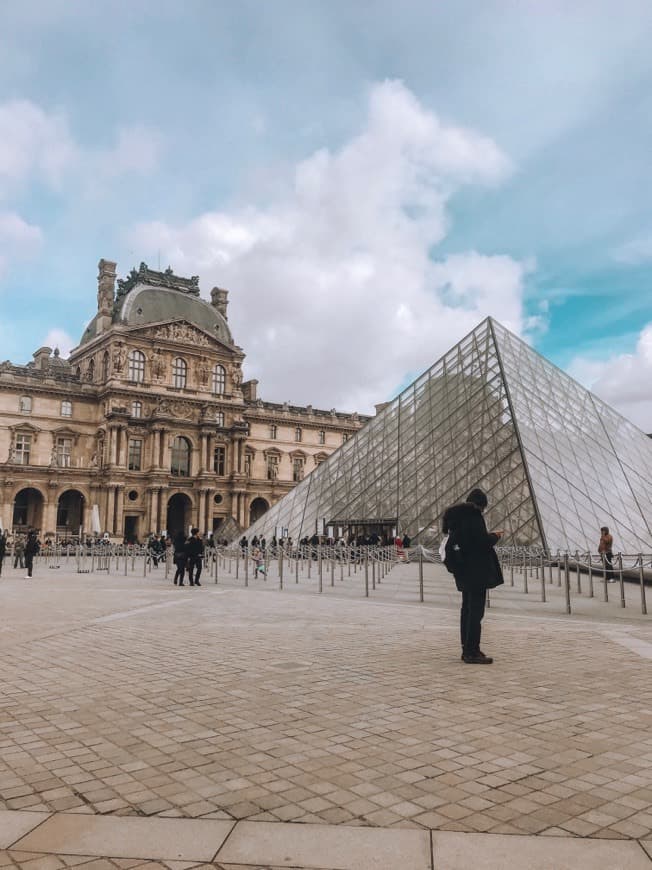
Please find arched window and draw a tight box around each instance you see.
[19,396,32,414]
[131,400,142,419]
[87,358,95,382]
[215,411,225,427]
[212,364,226,395]
[61,400,72,417]
[172,357,187,389]
[171,436,191,477]
[295,426,302,442]
[127,349,145,383]
[102,351,109,381]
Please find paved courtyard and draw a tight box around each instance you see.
[0,557,650,868]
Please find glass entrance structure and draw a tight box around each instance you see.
[241,318,652,552]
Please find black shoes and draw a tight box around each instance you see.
[462,651,494,664]
[195,581,201,586]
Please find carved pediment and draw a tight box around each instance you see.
[154,397,197,421]
[125,320,233,352]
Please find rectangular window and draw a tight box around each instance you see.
[213,445,226,476]
[128,438,143,471]
[342,432,349,443]
[56,436,73,468]
[14,433,31,465]
[319,430,325,445]
[295,427,302,442]
[293,458,304,482]
[19,396,32,414]
[270,424,277,440]
[267,454,279,480]
[61,400,72,417]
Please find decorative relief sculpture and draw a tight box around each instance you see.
[232,366,242,388]
[153,323,210,347]
[198,357,210,387]
[151,348,165,381]
[113,344,126,374]
[156,397,195,420]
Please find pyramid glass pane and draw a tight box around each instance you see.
[241,318,652,553]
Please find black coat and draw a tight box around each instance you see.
[442,502,504,592]
[185,536,204,559]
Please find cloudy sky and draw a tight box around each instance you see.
[1,1,652,427]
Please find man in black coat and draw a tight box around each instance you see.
[185,527,204,586]
[442,488,504,664]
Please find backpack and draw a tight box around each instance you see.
[443,532,464,575]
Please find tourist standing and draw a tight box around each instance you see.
[24,529,40,579]
[13,535,25,569]
[599,526,615,582]
[173,532,187,586]
[442,488,504,664]
[186,527,204,586]
[0,531,6,576]
[252,545,266,577]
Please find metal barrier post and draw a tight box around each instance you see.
[602,553,608,602]
[523,557,529,594]
[639,556,647,615]
[618,553,625,608]
[318,544,322,591]
[588,555,594,598]
[575,551,581,593]
[563,552,571,614]
[418,548,424,602]
[330,552,335,587]
[540,553,546,603]
[364,550,369,597]
[295,552,299,584]
[279,549,284,590]
[510,555,514,587]
[372,555,376,591]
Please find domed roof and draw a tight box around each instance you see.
[79,263,233,346]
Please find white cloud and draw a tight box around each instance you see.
[568,323,652,431]
[0,100,77,197]
[94,125,164,179]
[42,328,74,358]
[0,211,42,279]
[131,80,526,413]
[612,233,652,265]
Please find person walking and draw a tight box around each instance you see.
[252,545,266,577]
[442,488,504,664]
[13,535,25,570]
[0,531,6,576]
[24,529,40,579]
[598,526,615,582]
[173,532,187,586]
[186,527,204,586]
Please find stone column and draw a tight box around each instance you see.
[115,486,125,539]
[200,434,208,472]
[43,489,58,536]
[198,489,207,534]
[108,427,118,466]
[106,487,116,534]
[149,488,160,535]
[117,427,127,468]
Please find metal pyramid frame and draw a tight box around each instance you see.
[242,318,652,553]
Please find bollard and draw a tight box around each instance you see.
[602,553,608,602]
[372,556,376,591]
[296,552,299,584]
[214,550,218,584]
[540,553,546,603]
[563,552,571,614]
[639,555,647,615]
[618,553,625,608]
[330,554,335,587]
[318,544,322,591]
[510,556,514,587]
[523,558,529,594]
[588,554,594,598]
[279,549,284,590]
[575,551,581,594]
[557,553,561,587]
[418,548,424,603]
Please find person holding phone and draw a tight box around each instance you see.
[442,488,504,664]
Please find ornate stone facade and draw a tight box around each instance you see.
[0,260,369,541]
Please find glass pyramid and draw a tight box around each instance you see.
[243,318,652,553]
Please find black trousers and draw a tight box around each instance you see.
[460,587,486,656]
[173,557,186,584]
[25,554,34,578]
[187,556,202,584]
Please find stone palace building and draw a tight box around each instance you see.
[0,260,368,541]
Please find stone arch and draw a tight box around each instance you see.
[249,496,270,525]
[12,487,45,531]
[166,492,194,538]
[56,489,85,534]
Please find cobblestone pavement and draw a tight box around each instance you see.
[0,559,650,853]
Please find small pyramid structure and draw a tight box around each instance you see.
[242,318,652,553]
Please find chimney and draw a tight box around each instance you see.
[32,347,52,370]
[211,286,229,320]
[96,259,117,334]
[242,379,258,401]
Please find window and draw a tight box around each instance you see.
[244,452,253,477]
[172,357,187,389]
[128,439,143,471]
[319,429,325,445]
[213,445,226,475]
[19,396,32,414]
[270,424,277,440]
[342,432,349,443]
[131,401,142,419]
[267,454,279,481]
[56,436,73,468]
[212,364,226,395]
[14,433,31,465]
[102,351,109,380]
[127,349,145,383]
[87,358,95,382]
[61,400,72,417]
[293,457,305,482]
[215,411,225,427]
[171,436,191,477]
[295,426,302,442]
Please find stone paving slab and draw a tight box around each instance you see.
[13,815,234,861]
[216,820,431,869]
[431,830,652,868]
[0,564,650,844]
[0,810,50,847]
